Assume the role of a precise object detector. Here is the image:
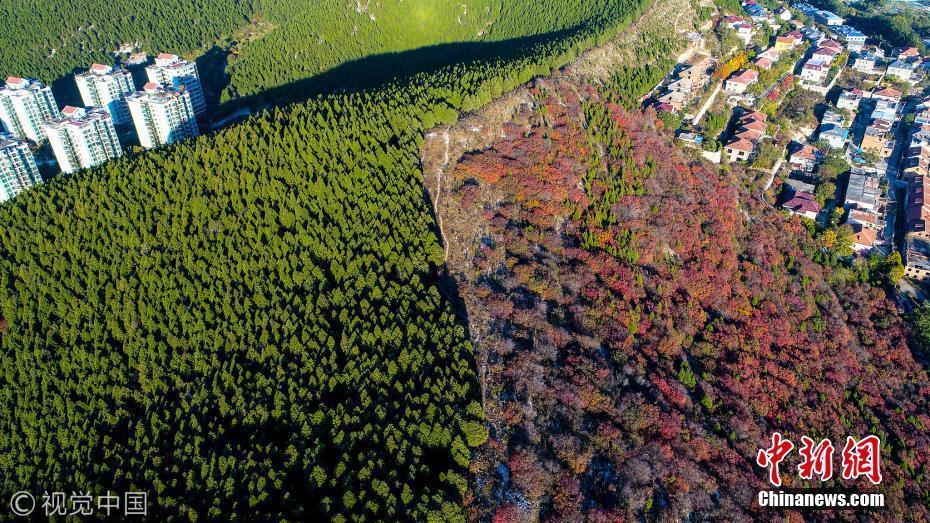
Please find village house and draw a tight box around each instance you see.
[830,25,866,52]
[753,47,781,70]
[871,98,899,122]
[815,9,844,26]
[837,88,863,111]
[782,191,821,219]
[800,62,829,84]
[852,226,878,254]
[819,110,849,149]
[874,87,902,103]
[845,166,884,212]
[915,106,930,127]
[743,1,768,21]
[724,69,759,93]
[897,46,921,61]
[904,142,930,178]
[809,44,841,66]
[887,59,916,82]
[774,33,801,52]
[737,23,754,45]
[903,170,930,279]
[861,119,894,159]
[724,111,767,162]
[789,142,821,173]
[775,6,792,21]
[852,53,881,74]
[657,90,688,112]
[849,208,882,231]
[800,26,823,44]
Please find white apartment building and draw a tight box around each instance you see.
[146,53,206,117]
[45,106,122,174]
[127,83,199,149]
[0,77,60,143]
[75,64,136,125]
[0,132,41,202]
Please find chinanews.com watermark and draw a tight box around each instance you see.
[8,490,148,517]
[754,432,887,511]
[758,489,885,510]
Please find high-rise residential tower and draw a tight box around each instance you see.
[146,53,206,117]
[0,77,60,143]
[0,132,41,202]
[75,64,136,125]
[45,106,122,174]
[126,83,199,149]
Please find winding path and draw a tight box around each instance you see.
[433,128,452,261]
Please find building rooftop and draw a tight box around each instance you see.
[846,167,882,209]
[729,69,759,84]
[726,138,755,151]
[874,87,902,101]
[832,25,865,39]
[783,192,821,215]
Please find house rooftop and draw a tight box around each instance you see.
[726,138,755,151]
[783,192,821,214]
[61,106,83,117]
[874,87,902,100]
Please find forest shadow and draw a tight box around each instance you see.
[196,45,233,113]
[211,25,579,121]
[50,68,85,108]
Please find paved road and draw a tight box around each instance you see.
[692,82,721,125]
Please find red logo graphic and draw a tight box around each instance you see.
[756,432,794,487]
[756,433,882,486]
[797,436,834,481]
[841,435,883,485]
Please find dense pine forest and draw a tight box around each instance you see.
[0,0,651,520]
[0,0,256,81]
[0,0,651,108]
[441,77,930,520]
[223,0,651,100]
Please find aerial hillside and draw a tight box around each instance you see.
[437,78,930,520]
[225,0,658,101]
[0,0,653,108]
[0,0,256,81]
[0,1,652,520]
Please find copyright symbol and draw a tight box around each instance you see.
[9,491,35,516]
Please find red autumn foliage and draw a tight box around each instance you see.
[449,77,930,521]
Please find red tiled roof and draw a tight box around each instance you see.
[854,227,877,246]
[730,69,759,84]
[91,63,109,72]
[61,106,80,116]
[156,53,177,60]
[875,87,902,100]
[726,138,755,151]
[791,144,818,161]
[741,110,768,123]
[754,57,774,69]
[740,120,767,132]
[850,209,879,225]
[783,193,821,214]
[143,82,159,91]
